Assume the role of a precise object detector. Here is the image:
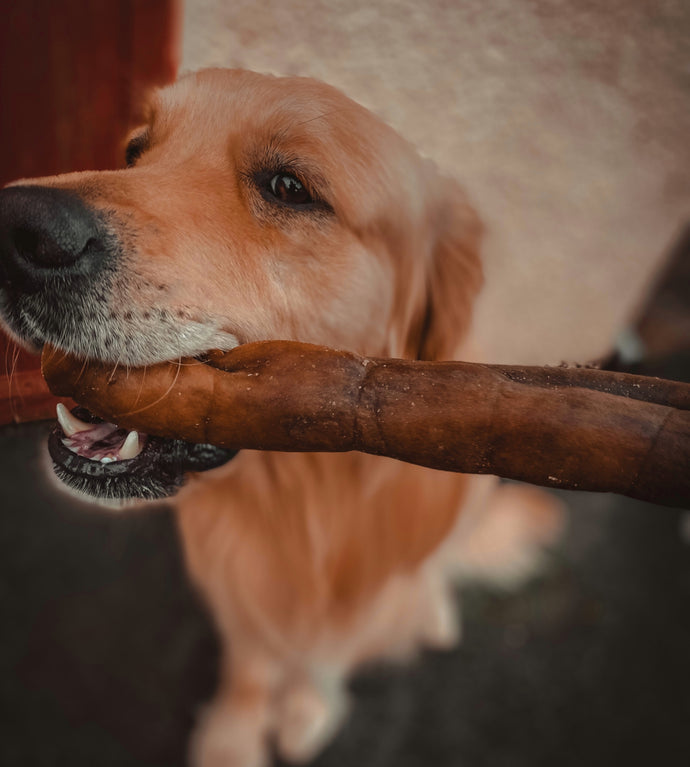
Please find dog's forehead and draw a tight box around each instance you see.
[150,69,364,140]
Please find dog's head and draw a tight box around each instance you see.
[0,68,482,500]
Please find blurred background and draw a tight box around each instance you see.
[0,1,688,765]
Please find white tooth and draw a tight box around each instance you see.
[56,403,91,436]
[101,456,116,463]
[118,431,141,460]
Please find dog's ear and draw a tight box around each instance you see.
[412,178,483,361]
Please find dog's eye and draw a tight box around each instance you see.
[125,134,148,167]
[269,174,312,206]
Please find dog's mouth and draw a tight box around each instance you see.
[48,403,236,503]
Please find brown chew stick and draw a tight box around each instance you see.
[41,341,690,508]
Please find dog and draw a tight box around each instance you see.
[0,68,562,766]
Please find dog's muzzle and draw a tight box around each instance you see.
[0,185,237,503]
[0,184,120,352]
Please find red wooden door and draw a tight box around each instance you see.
[0,0,180,424]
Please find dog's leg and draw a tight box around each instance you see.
[417,567,462,649]
[190,644,280,767]
[274,667,349,764]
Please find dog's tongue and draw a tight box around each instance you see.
[55,403,144,462]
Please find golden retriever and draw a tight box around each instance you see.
[0,69,561,766]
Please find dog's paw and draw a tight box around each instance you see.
[190,703,270,767]
[418,572,461,649]
[275,675,349,763]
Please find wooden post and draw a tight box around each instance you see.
[0,0,180,424]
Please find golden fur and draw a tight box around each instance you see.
[17,69,561,766]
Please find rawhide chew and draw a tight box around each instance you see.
[41,341,690,507]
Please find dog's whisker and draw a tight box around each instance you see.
[132,364,148,409]
[107,360,120,384]
[76,357,90,384]
[11,342,20,382]
[5,341,21,419]
[44,345,58,364]
[121,359,182,417]
[3,335,12,380]
[4,340,16,407]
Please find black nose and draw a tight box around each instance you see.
[0,185,106,284]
